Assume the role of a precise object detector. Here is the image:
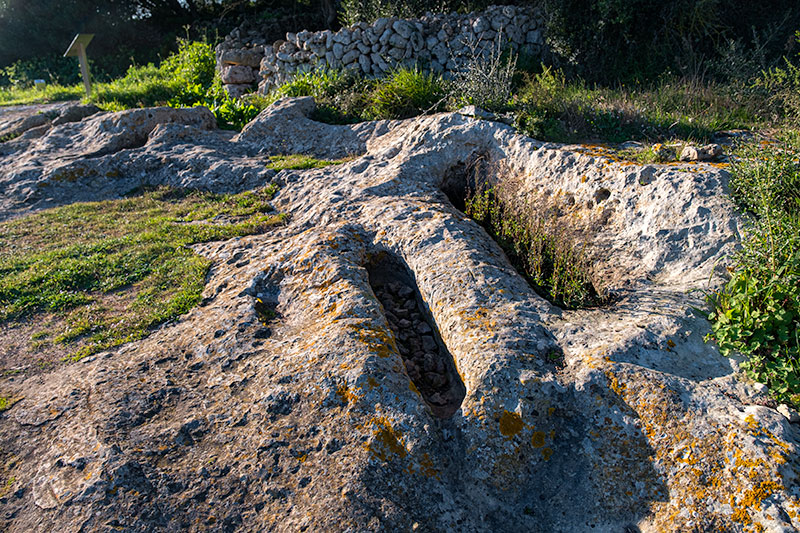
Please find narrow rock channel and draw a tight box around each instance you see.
[367,252,465,418]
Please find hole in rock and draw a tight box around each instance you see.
[252,280,282,339]
[367,252,466,418]
[441,154,611,310]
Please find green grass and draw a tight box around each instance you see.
[0,185,285,361]
[368,67,447,119]
[266,154,356,170]
[514,67,764,144]
[1,40,263,131]
[706,133,800,406]
[264,66,448,123]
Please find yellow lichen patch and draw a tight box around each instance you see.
[531,431,546,448]
[541,447,553,461]
[366,377,379,390]
[731,479,782,525]
[349,322,398,358]
[365,417,408,462]
[499,410,524,437]
[604,368,797,531]
[336,384,361,405]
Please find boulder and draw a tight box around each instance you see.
[680,143,723,161]
[221,64,255,84]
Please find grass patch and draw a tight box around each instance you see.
[706,133,800,406]
[514,67,764,144]
[266,153,356,171]
[1,40,263,131]
[0,185,285,361]
[0,397,13,411]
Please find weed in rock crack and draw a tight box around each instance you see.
[463,160,607,309]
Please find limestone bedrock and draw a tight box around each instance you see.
[0,97,798,532]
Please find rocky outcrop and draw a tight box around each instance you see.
[0,98,798,532]
[216,5,545,96]
[0,102,100,141]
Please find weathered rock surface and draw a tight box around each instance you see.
[0,98,798,532]
[680,143,724,162]
[0,102,100,141]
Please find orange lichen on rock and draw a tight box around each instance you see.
[365,417,408,462]
[335,384,362,405]
[499,410,524,437]
[603,368,797,531]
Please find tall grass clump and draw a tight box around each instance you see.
[707,134,800,405]
[514,65,764,143]
[369,67,447,119]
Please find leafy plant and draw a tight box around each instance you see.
[368,67,447,119]
[707,135,800,405]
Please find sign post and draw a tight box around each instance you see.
[64,34,94,97]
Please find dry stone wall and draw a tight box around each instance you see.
[216,5,545,97]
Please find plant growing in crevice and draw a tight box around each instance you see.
[462,157,607,309]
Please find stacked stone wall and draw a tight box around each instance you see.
[216,5,545,97]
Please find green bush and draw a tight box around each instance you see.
[368,67,447,119]
[707,135,800,405]
[539,0,800,82]
[338,0,486,26]
[160,40,217,88]
[756,32,800,125]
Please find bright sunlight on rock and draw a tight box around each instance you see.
[1,93,797,533]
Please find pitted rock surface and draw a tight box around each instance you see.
[0,97,798,532]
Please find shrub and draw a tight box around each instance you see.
[452,33,517,112]
[368,67,447,119]
[160,40,217,88]
[707,135,800,405]
[338,0,485,26]
[756,31,800,125]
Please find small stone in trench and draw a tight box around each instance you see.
[416,322,432,334]
[425,372,446,388]
[421,335,437,352]
[398,286,414,298]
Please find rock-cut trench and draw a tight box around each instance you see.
[367,252,466,418]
